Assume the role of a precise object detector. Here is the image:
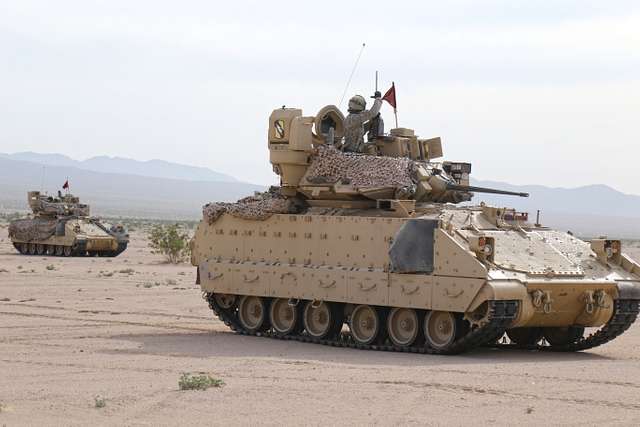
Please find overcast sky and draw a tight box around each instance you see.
[1,1,639,194]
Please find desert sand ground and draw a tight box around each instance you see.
[1,227,640,427]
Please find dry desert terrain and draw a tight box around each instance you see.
[1,226,640,426]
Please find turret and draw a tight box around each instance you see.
[268,105,528,206]
[268,106,345,196]
[27,191,90,217]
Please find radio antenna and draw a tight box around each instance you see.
[338,43,366,108]
[40,166,46,193]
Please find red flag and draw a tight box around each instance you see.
[382,82,396,109]
[62,180,69,190]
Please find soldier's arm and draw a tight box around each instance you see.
[360,98,383,122]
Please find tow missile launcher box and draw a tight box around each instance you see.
[8,191,129,257]
[190,104,640,355]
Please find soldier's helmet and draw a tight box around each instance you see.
[348,95,367,113]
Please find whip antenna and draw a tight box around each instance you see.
[40,166,45,193]
[339,43,366,108]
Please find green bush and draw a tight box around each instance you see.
[94,396,106,408]
[178,373,224,391]
[148,224,191,264]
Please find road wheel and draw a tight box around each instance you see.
[36,244,45,255]
[543,326,585,346]
[424,311,458,351]
[28,243,37,255]
[237,296,270,333]
[45,245,55,256]
[387,308,421,347]
[506,328,543,347]
[63,246,73,257]
[270,298,301,336]
[54,245,64,256]
[73,246,86,256]
[19,243,29,254]
[214,294,237,310]
[303,301,342,340]
[349,305,385,345]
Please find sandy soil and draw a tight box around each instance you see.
[1,228,640,426]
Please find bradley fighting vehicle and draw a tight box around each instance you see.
[190,103,640,354]
[9,191,129,257]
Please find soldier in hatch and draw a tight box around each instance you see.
[342,91,382,153]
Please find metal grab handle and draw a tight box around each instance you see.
[445,289,464,298]
[358,282,377,292]
[243,274,259,283]
[585,302,594,314]
[543,302,553,314]
[318,280,336,289]
[401,285,419,295]
[594,289,610,309]
[208,272,224,281]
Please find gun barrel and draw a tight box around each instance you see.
[446,184,529,198]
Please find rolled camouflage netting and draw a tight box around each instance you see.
[305,145,415,191]
[8,218,58,241]
[36,201,90,217]
[203,187,295,224]
[202,146,423,224]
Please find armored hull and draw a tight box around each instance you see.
[190,104,640,354]
[8,191,129,257]
[191,204,640,354]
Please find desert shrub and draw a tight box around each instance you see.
[94,396,106,408]
[148,223,191,264]
[178,373,224,391]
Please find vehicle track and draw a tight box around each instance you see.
[205,293,639,355]
[207,293,519,355]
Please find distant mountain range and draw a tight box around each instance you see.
[0,152,237,183]
[469,180,640,238]
[0,156,261,219]
[471,180,640,218]
[0,153,638,237]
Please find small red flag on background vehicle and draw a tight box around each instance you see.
[62,180,69,190]
[382,82,396,109]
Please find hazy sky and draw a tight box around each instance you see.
[1,1,639,194]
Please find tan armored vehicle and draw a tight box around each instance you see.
[9,191,129,257]
[190,104,640,354]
